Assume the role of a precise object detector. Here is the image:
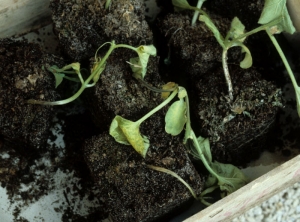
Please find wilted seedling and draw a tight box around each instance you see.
[28,41,156,105]
[109,88,179,157]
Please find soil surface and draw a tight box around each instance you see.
[84,112,203,222]
[156,10,241,82]
[190,65,283,166]
[84,48,164,128]
[50,0,153,61]
[0,39,62,149]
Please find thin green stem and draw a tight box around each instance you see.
[190,130,219,179]
[191,0,206,26]
[183,91,192,144]
[137,88,178,124]
[28,41,118,105]
[232,18,281,42]
[266,29,299,89]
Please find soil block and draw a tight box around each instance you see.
[84,48,164,128]
[0,39,63,149]
[190,65,283,166]
[84,113,203,222]
[157,11,240,81]
[50,0,153,61]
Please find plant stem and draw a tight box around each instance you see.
[137,79,177,93]
[191,0,205,26]
[28,41,118,105]
[233,18,281,42]
[190,130,219,179]
[222,49,233,100]
[266,29,299,90]
[137,88,178,124]
[183,91,192,144]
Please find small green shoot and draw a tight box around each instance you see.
[112,81,248,201]
[27,41,156,106]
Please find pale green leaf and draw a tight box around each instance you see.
[128,57,142,79]
[109,115,150,158]
[196,136,212,163]
[211,161,248,195]
[258,0,296,34]
[165,99,187,136]
[109,116,130,145]
[178,86,187,99]
[229,17,246,42]
[53,72,65,88]
[239,44,253,69]
[199,15,225,49]
[133,45,157,79]
[70,62,80,72]
[172,0,194,11]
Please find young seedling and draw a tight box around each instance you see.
[27,41,156,105]
[172,0,253,100]
[110,81,248,203]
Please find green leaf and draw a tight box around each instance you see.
[239,44,253,69]
[196,136,212,163]
[128,57,142,78]
[199,15,225,49]
[210,161,248,196]
[109,115,150,158]
[53,72,65,88]
[172,0,195,11]
[229,17,246,42]
[132,45,157,79]
[178,86,187,99]
[258,0,296,34]
[165,99,187,136]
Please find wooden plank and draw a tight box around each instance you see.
[185,154,300,222]
[287,0,300,31]
[0,0,51,38]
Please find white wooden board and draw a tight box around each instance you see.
[0,0,51,38]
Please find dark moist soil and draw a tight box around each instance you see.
[190,65,283,166]
[0,39,62,149]
[50,0,153,61]
[84,112,204,222]
[156,10,241,81]
[84,47,164,128]
[0,109,108,222]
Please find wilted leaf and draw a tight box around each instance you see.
[258,0,296,34]
[178,86,187,99]
[196,136,212,163]
[199,15,225,49]
[132,45,157,79]
[172,0,194,11]
[53,72,65,88]
[109,115,150,158]
[161,82,176,99]
[165,99,187,136]
[229,17,246,42]
[210,161,248,196]
[239,44,253,69]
